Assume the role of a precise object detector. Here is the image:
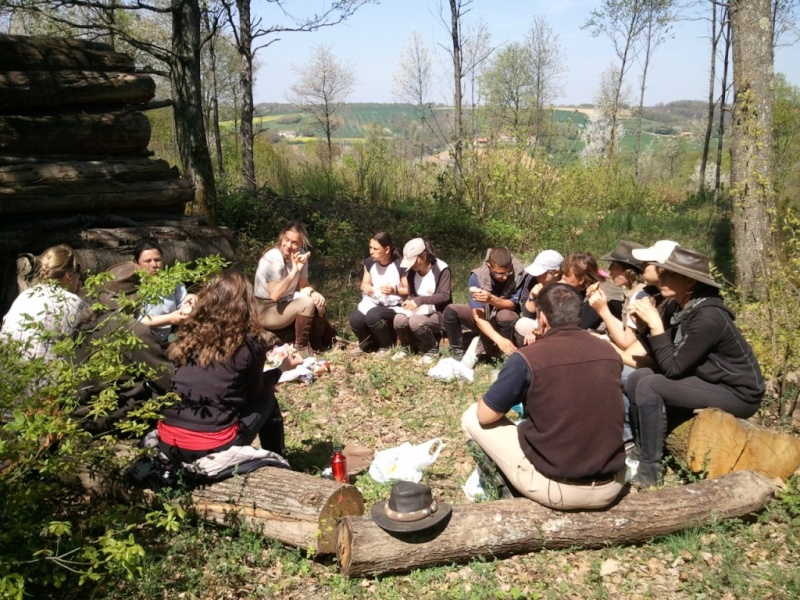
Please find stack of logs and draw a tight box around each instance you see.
[0,34,231,313]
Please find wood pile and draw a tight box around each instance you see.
[0,34,230,314]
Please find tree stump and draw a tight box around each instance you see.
[336,470,775,578]
[666,408,800,480]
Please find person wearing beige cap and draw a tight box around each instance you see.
[624,244,765,489]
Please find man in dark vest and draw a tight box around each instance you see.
[443,247,524,364]
[461,283,626,510]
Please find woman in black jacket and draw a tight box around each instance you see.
[157,270,301,463]
[625,245,764,488]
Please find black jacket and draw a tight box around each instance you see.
[645,296,764,403]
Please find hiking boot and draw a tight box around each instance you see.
[630,460,661,490]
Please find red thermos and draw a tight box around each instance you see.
[331,449,349,483]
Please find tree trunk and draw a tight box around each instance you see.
[665,408,800,481]
[0,157,179,185]
[74,453,364,556]
[0,33,134,72]
[449,0,464,196]
[170,0,217,221]
[0,71,155,112]
[336,470,775,578]
[699,3,719,198]
[0,111,151,156]
[715,13,731,204]
[202,12,225,177]
[729,0,775,297]
[236,0,257,194]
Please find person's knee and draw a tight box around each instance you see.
[393,315,410,331]
[443,305,459,324]
[461,402,479,436]
[294,295,316,317]
[349,310,365,330]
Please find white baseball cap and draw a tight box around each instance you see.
[632,240,679,264]
[400,238,426,269]
[525,250,564,277]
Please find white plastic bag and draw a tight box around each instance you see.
[427,357,474,382]
[368,438,445,483]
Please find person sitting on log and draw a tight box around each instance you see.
[559,252,624,331]
[2,244,83,363]
[393,238,453,364]
[133,239,197,347]
[514,249,564,346]
[157,269,302,464]
[254,223,333,355]
[73,261,176,433]
[443,247,524,364]
[461,283,626,510]
[348,232,408,356]
[624,244,765,489]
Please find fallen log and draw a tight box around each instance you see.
[0,179,193,216]
[336,470,775,577]
[0,71,155,112]
[77,463,365,556]
[0,158,180,186]
[0,111,151,156]
[665,408,800,481]
[0,33,134,72]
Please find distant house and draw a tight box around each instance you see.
[278,130,298,139]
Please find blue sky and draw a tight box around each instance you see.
[252,0,800,106]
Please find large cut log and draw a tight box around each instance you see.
[336,470,775,577]
[0,179,193,216]
[0,158,180,186]
[0,71,155,112]
[665,408,800,481]
[0,111,151,156]
[76,458,364,556]
[0,33,134,72]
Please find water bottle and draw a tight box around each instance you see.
[330,448,349,483]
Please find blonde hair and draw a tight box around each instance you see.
[37,244,78,282]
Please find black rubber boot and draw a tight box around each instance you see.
[443,306,464,360]
[370,319,395,349]
[415,325,440,357]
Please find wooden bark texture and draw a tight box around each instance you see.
[77,457,364,556]
[0,71,155,112]
[0,111,151,156]
[0,33,134,72]
[680,408,800,480]
[337,470,775,577]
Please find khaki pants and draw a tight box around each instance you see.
[461,403,624,510]
[255,295,321,330]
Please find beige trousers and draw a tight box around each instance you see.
[461,403,624,510]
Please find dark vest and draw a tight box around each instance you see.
[517,324,625,479]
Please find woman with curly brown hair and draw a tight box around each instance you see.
[157,270,302,463]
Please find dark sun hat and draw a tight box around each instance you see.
[601,240,645,271]
[371,481,452,533]
[653,245,721,289]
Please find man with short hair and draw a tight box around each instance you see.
[443,247,524,362]
[461,283,626,510]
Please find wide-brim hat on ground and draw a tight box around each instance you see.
[631,240,679,265]
[400,238,425,269]
[371,481,451,533]
[601,240,645,271]
[649,245,721,289]
[525,249,564,277]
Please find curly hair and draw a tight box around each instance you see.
[168,270,263,368]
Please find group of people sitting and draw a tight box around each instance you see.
[1,225,765,510]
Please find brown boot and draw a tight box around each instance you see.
[294,314,313,354]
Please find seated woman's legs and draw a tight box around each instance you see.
[409,313,442,356]
[364,305,398,349]
[393,313,414,349]
[350,310,377,351]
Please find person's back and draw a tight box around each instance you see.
[517,324,624,480]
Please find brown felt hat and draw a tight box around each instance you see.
[601,240,645,271]
[371,481,451,534]
[104,261,141,295]
[653,246,721,289]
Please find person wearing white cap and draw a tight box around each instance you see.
[393,238,452,363]
[624,244,765,489]
[514,249,564,344]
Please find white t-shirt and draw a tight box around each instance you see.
[1,283,82,361]
[254,247,309,302]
